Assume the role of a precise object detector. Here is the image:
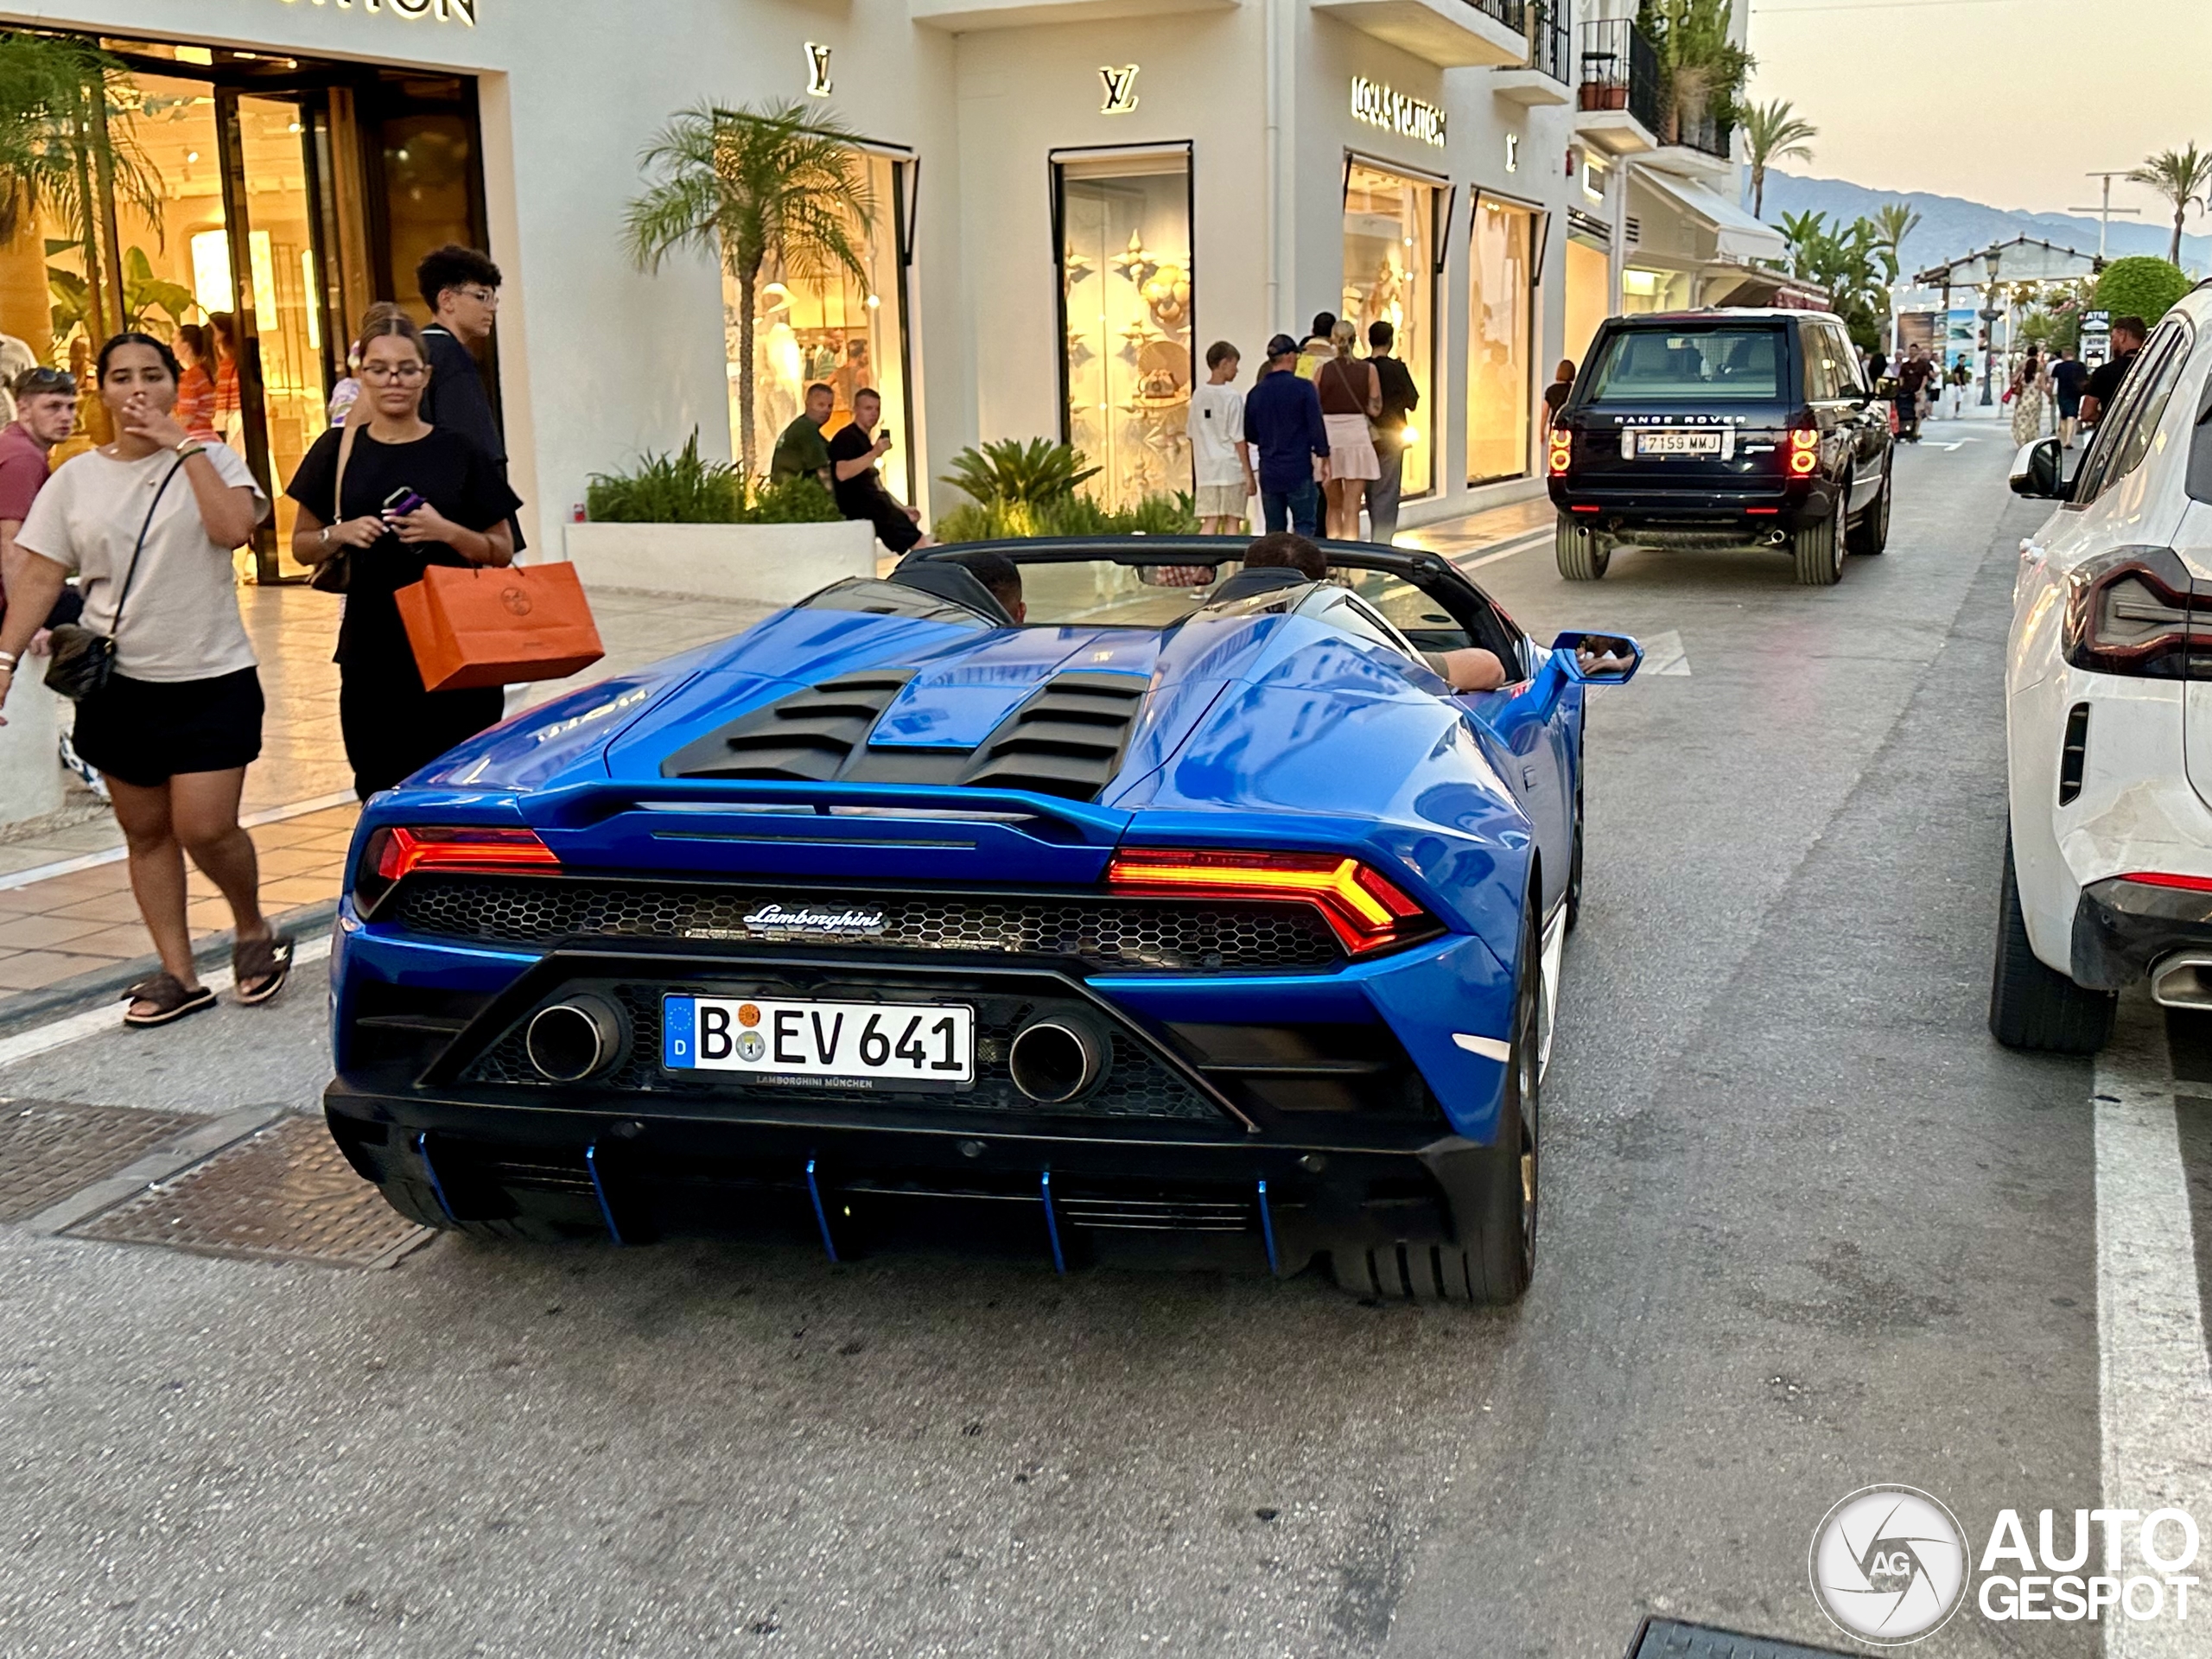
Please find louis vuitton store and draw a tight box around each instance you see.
[2,0,1634,556]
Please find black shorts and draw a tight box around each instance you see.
[72,666,264,789]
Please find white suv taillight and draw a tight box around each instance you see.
[2061,546,2209,678]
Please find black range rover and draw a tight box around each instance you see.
[1546,308,1895,586]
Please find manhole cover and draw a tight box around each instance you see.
[1627,1620,1856,1659]
[0,1099,194,1224]
[71,1115,432,1268]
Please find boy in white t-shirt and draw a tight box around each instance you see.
[1188,341,1255,536]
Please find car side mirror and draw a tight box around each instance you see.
[1553,630,1641,685]
[2011,436,2071,500]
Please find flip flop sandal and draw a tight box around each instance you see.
[231,931,295,1007]
[121,972,217,1029]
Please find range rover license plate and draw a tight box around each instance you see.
[662,995,974,1087]
[1636,429,1725,457]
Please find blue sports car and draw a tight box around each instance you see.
[323,537,1638,1304]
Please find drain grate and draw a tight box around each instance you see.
[0,1100,195,1224]
[71,1115,432,1268]
[1626,1620,1857,1659]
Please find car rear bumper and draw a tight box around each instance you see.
[322,1080,1508,1275]
[2071,876,2212,990]
[1548,479,1834,530]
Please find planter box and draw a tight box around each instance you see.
[557,519,878,605]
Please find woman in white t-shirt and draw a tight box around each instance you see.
[0,333,291,1028]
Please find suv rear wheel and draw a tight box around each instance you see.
[1988,830,2115,1054]
[1792,507,1844,586]
[1556,516,1610,581]
[1847,463,1891,556]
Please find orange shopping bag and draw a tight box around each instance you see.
[393,561,606,692]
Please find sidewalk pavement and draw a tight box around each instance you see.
[0,495,1543,1019]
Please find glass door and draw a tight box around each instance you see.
[1342,162,1438,499]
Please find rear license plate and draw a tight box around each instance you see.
[661,995,974,1088]
[1636,429,1724,457]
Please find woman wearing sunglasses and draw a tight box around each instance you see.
[288,306,522,800]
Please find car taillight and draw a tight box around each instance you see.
[2118,872,2212,892]
[2061,546,2212,678]
[1106,848,1434,956]
[352,825,558,915]
[1787,427,1820,476]
[1547,429,1573,476]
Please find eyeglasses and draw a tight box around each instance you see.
[359,362,427,383]
[11,367,75,397]
[456,285,500,308]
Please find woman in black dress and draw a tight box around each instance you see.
[288,308,523,798]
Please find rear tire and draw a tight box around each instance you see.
[1792,507,1843,586]
[1330,905,1540,1306]
[1555,516,1610,581]
[1847,463,1891,556]
[1988,831,2115,1054]
[1566,785,1586,932]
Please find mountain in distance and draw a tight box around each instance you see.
[1759,169,2210,281]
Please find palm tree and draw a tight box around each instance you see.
[625,100,875,472]
[0,32,162,363]
[2127,143,2212,266]
[1872,201,1922,269]
[1741,98,1816,219]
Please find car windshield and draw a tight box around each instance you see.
[918,554,1455,642]
[1584,326,1785,403]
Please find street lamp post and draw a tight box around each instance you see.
[1980,251,2004,407]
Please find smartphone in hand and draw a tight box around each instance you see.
[382,486,427,519]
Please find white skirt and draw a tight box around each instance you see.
[1323,413,1380,481]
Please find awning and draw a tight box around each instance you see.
[1636,169,1788,264]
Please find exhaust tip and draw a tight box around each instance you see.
[1007,1015,1109,1104]
[524,995,626,1083]
[2152,956,2212,1011]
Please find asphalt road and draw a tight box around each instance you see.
[0,426,2194,1657]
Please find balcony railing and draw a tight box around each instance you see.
[1576,17,1661,136]
[1672,110,1733,161]
[1526,1,1572,84]
[1466,0,1529,29]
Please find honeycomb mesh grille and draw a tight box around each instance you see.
[464,983,1223,1123]
[390,875,1343,972]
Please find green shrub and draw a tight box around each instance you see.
[931,491,1197,543]
[2094,257,2193,326]
[586,431,842,524]
[939,438,1101,506]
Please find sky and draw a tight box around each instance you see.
[1746,0,2212,227]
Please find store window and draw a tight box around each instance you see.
[1468,197,1535,486]
[1563,234,1611,378]
[1621,266,1692,314]
[728,149,912,501]
[0,37,488,581]
[1055,147,1193,511]
[1342,161,1436,499]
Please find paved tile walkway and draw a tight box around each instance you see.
[0,498,1539,1008]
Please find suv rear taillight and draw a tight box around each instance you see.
[352,825,558,917]
[1787,427,1820,476]
[2061,547,2211,678]
[1547,428,1573,476]
[1106,848,1438,957]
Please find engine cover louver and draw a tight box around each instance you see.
[664,669,1148,804]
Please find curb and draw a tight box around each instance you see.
[0,897,341,1041]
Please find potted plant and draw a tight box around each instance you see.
[1640,0,1751,149]
[623,99,875,474]
[562,431,877,605]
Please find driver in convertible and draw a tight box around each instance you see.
[1226,533,1510,694]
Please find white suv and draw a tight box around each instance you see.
[1996,287,2212,1053]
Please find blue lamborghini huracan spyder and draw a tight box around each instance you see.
[324,538,1638,1303]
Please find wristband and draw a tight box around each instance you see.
[175,439,206,458]
[0,652,16,671]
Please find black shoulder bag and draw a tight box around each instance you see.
[43,454,188,702]
[308,416,361,594]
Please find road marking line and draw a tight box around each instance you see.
[0,933,334,1071]
[1639,628,1692,677]
[0,790,356,893]
[2094,999,2212,1658]
[1452,526,1551,573]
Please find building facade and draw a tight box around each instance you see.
[0,0,1756,566]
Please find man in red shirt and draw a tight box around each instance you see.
[0,364,77,636]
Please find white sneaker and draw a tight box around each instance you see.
[57,733,107,801]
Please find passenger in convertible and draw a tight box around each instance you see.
[1232,532,1509,694]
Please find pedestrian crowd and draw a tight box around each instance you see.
[0,243,524,1031]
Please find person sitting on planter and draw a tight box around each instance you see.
[770,382,836,491]
[827,388,930,555]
